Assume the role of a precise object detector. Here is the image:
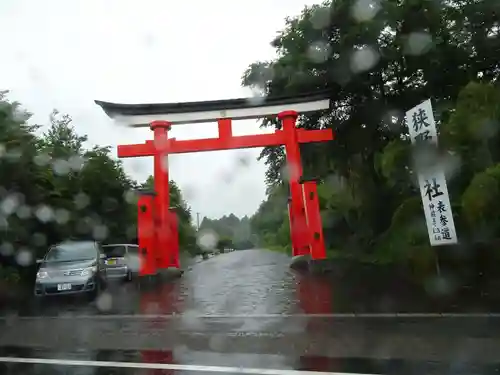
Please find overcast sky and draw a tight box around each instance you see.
[0,0,319,220]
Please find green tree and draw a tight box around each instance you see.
[244,0,500,288]
[0,93,199,285]
[199,214,255,250]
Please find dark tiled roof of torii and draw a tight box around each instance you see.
[94,90,331,116]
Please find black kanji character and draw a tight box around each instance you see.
[432,227,440,234]
[440,214,448,227]
[414,130,432,144]
[437,201,446,213]
[424,178,444,201]
[442,227,451,240]
[434,234,442,241]
[412,108,430,132]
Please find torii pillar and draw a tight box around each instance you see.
[280,111,311,260]
[150,120,179,270]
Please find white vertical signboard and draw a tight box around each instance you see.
[405,99,458,246]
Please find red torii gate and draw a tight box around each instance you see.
[95,92,333,276]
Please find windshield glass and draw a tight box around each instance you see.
[102,245,126,257]
[44,241,96,262]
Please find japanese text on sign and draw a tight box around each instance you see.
[405,99,438,147]
[406,100,458,246]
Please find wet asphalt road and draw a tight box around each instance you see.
[1,249,500,374]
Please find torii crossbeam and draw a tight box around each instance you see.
[95,91,333,276]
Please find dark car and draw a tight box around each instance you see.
[101,244,140,281]
[34,240,107,298]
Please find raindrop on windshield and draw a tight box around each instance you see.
[16,248,33,267]
[350,45,379,73]
[0,242,14,256]
[351,0,381,22]
[52,159,70,176]
[197,229,219,251]
[35,205,54,223]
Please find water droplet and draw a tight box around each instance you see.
[92,225,108,240]
[68,155,84,171]
[351,0,380,22]
[96,292,113,312]
[405,31,433,56]
[181,309,204,330]
[307,41,331,63]
[350,45,379,73]
[281,162,300,182]
[124,190,137,204]
[197,229,219,251]
[74,192,90,209]
[310,6,331,29]
[16,248,33,266]
[246,87,266,106]
[35,205,53,223]
[33,153,51,167]
[16,205,31,219]
[54,208,70,224]
[154,133,169,151]
[161,154,169,172]
[0,242,14,256]
[1,195,20,215]
[52,159,70,176]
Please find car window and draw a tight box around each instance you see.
[102,245,126,257]
[127,245,139,256]
[45,241,97,262]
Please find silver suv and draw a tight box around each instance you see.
[34,240,107,298]
[101,244,140,281]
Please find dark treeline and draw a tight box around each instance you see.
[199,214,255,250]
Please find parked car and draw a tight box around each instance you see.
[34,240,107,298]
[101,244,140,281]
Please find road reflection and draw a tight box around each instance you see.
[2,250,500,374]
[139,281,180,375]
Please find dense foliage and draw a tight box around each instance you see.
[0,93,197,284]
[199,214,254,250]
[244,0,500,282]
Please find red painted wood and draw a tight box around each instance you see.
[137,194,156,276]
[122,115,334,276]
[117,129,333,158]
[303,182,326,260]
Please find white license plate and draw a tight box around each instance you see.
[57,283,72,291]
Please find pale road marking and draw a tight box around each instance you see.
[2,313,500,320]
[0,356,377,375]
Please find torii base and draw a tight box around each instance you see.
[290,254,311,270]
[136,190,181,278]
[288,178,327,271]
